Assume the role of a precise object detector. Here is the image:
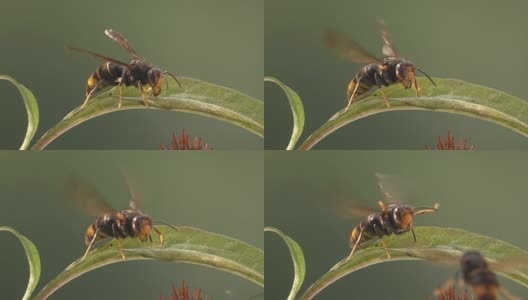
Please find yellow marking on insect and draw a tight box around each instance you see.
[87,75,98,89]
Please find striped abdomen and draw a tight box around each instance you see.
[86,62,127,95]
[349,215,382,248]
[347,62,405,102]
[84,212,127,245]
[347,64,381,101]
[468,269,499,300]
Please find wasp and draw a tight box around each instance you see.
[347,200,439,260]
[333,173,439,260]
[434,250,522,300]
[67,175,177,261]
[323,21,436,110]
[67,29,181,109]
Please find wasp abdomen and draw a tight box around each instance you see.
[85,212,127,245]
[347,64,383,100]
[85,62,127,95]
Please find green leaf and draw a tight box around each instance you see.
[299,78,528,149]
[33,226,263,300]
[265,77,305,150]
[31,77,264,149]
[0,75,40,150]
[298,227,528,300]
[0,226,41,300]
[265,227,306,300]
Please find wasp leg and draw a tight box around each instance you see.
[374,72,390,108]
[117,81,124,109]
[373,224,391,258]
[82,81,104,109]
[82,228,100,261]
[136,83,150,107]
[346,75,363,110]
[114,239,126,261]
[152,226,164,247]
[111,223,126,261]
[347,227,364,260]
[413,72,421,98]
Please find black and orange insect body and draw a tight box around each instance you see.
[348,200,438,260]
[84,211,127,245]
[436,251,521,300]
[323,21,436,109]
[460,251,500,300]
[67,176,176,261]
[68,29,181,109]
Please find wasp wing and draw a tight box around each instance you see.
[334,203,380,219]
[375,173,420,205]
[327,181,380,219]
[66,47,132,68]
[121,171,139,210]
[322,29,381,64]
[104,29,143,60]
[377,20,399,58]
[66,176,116,216]
[489,255,528,273]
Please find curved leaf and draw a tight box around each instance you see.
[265,77,305,150]
[299,78,528,149]
[0,226,41,300]
[265,227,306,300]
[31,77,263,149]
[34,226,263,300]
[0,75,39,150]
[298,227,528,300]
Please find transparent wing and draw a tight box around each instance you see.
[121,171,139,210]
[66,46,132,67]
[375,173,417,204]
[66,176,116,216]
[490,255,528,273]
[334,201,380,219]
[104,29,143,60]
[327,180,381,219]
[322,29,381,64]
[377,20,399,57]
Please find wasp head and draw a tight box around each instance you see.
[147,67,164,97]
[395,61,417,89]
[132,215,153,241]
[460,251,488,281]
[393,205,415,230]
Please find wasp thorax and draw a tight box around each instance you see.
[147,68,164,96]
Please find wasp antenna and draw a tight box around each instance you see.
[414,203,439,216]
[416,67,437,87]
[153,220,179,231]
[163,71,182,89]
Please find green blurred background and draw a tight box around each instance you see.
[0,151,263,299]
[265,0,528,149]
[265,151,527,298]
[0,0,263,149]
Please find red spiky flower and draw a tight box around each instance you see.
[426,131,474,150]
[160,280,209,300]
[160,129,210,150]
